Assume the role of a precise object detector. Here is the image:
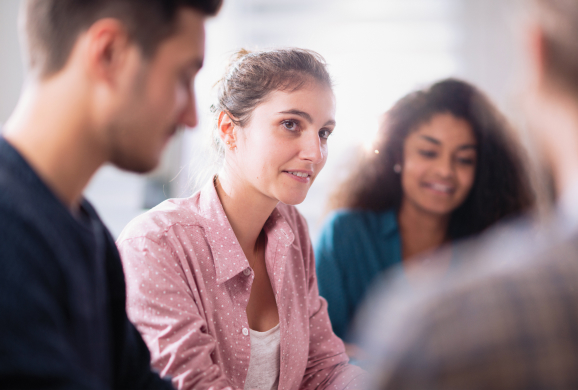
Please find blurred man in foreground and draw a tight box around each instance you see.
[0,0,220,388]
[358,0,578,388]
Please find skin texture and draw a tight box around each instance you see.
[3,8,205,208]
[400,113,477,219]
[105,9,205,173]
[397,113,477,273]
[215,81,336,331]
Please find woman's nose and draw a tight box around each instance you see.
[300,132,325,164]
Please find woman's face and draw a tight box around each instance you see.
[400,112,477,217]
[233,81,336,205]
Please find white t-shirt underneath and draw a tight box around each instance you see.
[244,324,281,390]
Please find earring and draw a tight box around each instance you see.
[393,163,402,174]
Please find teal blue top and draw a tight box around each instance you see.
[314,209,402,340]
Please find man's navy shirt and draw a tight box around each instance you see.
[0,137,173,389]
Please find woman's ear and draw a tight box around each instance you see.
[218,111,237,150]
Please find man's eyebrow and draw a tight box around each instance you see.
[278,110,336,127]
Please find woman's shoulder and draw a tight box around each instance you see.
[323,208,397,232]
[117,193,204,244]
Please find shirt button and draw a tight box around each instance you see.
[242,327,249,336]
[243,268,251,276]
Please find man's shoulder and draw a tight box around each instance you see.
[0,139,59,231]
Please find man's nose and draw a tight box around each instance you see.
[179,88,198,129]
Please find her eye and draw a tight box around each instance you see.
[319,128,333,140]
[282,120,298,131]
[419,150,437,158]
[457,157,476,165]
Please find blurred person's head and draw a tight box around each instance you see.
[212,48,335,206]
[526,0,578,197]
[330,79,534,240]
[17,0,222,173]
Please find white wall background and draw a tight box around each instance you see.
[0,0,525,240]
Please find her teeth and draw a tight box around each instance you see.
[289,172,308,178]
[431,183,450,192]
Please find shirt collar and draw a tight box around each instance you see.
[199,180,295,285]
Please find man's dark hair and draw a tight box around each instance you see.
[24,0,222,77]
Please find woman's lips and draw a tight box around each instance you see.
[422,182,455,195]
[284,170,312,183]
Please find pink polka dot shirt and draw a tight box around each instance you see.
[117,183,366,390]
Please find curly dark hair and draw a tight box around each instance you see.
[329,78,535,240]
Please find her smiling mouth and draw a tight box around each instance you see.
[287,171,310,178]
[424,182,455,194]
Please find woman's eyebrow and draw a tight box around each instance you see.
[419,135,441,145]
[278,109,336,127]
[420,135,477,150]
[278,110,313,123]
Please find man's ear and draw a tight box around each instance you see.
[81,18,134,86]
[218,111,237,146]
[526,21,548,91]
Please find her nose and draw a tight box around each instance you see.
[299,130,325,164]
[435,153,454,178]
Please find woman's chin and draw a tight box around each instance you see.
[277,192,308,206]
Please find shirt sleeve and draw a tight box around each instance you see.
[118,234,239,390]
[315,213,353,339]
[299,218,367,390]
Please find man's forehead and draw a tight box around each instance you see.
[174,7,206,41]
[154,7,205,65]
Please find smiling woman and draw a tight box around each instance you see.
[314,79,535,352]
[116,48,365,390]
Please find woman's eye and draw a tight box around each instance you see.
[419,150,437,158]
[282,120,298,131]
[319,129,332,140]
[457,157,476,165]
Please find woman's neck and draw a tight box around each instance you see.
[214,172,278,257]
[397,199,449,260]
